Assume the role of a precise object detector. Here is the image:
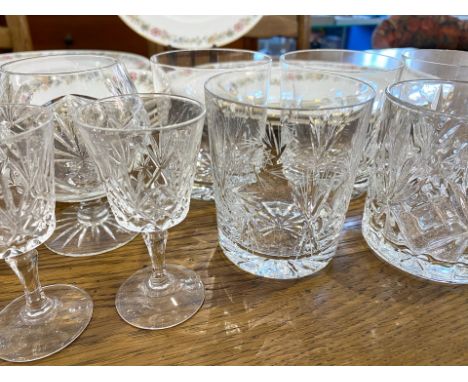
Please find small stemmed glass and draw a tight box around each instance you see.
[0,104,93,362]
[75,93,205,329]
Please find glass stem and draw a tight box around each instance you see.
[77,197,109,226]
[5,249,52,319]
[143,230,169,289]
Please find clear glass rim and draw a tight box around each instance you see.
[0,103,53,143]
[75,92,206,133]
[385,79,468,121]
[366,47,417,53]
[280,48,404,72]
[0,54,122,76]
[150,48,272,70]
[205,70,376,112]
[402,49,468,69]
[0,49,149,62]
[365,47,418,59]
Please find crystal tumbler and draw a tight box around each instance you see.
[151,49,272,201]
[280,49,403,199]
[402,49,468,80]
[363,79,468,284]
[205,70,375,279]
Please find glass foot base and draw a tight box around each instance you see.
[219,231,332,280]
[115,265,205,330]
[46,203,137,257]
[191,182,214,201]
[0,284,93,363]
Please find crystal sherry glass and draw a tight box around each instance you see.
[0,103,93,362]
[75,93,205,329]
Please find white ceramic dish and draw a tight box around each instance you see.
[119,15,262,49]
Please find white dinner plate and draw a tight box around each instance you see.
[119,15,262,49]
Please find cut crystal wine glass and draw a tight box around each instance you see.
[280,49,403,199]
[0,54,138,257]
[363,79,468,284]
[0,104,93,362]
[151,49,272,201]
[75,93,205,329]
[205,69,375,279]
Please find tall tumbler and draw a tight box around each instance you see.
[205,70,375,279]
[363,79,468,284]
[151,49,272,201]
[280,49,403,198]
[402,49,468,80]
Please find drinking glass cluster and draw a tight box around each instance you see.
[1,47,467,364]
[0,55,138,257]
[280,50,403,198]
[151,49,272,201]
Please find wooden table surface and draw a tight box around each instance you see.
[1,197,467,366]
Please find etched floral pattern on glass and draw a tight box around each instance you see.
[0,54,138,257]
[206,70,375,279]
[0,104,93,363]
[75,94,206,330]
[363,80,468,284]
[0,105,55,257]
[151,49,272,201]
[279,50,403,198]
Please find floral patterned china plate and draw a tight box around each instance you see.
[127,69,153,92]
[119,15,262,49]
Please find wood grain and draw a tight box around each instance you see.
[246,16,299,38]
[296,16,311,50]
[1,197,467,365]
[0,27,12,49]
[5,16,33,52]
[0,16,32,51]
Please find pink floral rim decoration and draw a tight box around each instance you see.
[119,15,263,49]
